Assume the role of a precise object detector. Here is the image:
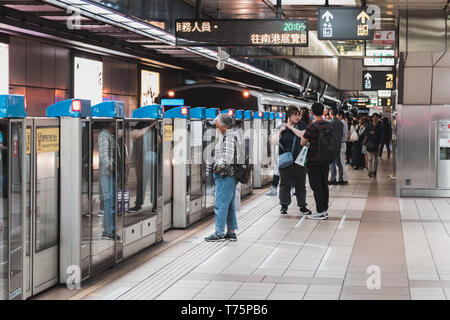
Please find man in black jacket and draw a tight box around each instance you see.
[363,113,384,177]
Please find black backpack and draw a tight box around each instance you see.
[233,136,253,184]
[312,122,338,166]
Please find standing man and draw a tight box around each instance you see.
[337,109,348,184]
[98,122,118,240]
[301,103,332,220]
[328,109,344,185]
[364,113,384,177]
[205,114,240,242]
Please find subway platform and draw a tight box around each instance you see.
[35,157,450,300]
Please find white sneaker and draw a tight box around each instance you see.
[307,212,328,220]
[265,186,277,196]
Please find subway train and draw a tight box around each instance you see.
[0,92,327,300]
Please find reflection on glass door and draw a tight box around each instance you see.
[124,121,158,225]
[0,121,8,300]
[204,121,216,209]
[90,120,117,275]
[81,120,91,280]
[190,121,203,203]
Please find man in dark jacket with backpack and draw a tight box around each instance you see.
[301,103,336,220]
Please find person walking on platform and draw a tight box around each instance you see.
[301,103,332,220]
[351,116,366,170]
[271,106,312,215]
[205,114,240,242]
[337,109,349,184]
[345,113,353,165]
[363,113,384,177]
[379,117,392,159]
[328,109,344,185]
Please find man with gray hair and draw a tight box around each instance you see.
[205,113,240,242]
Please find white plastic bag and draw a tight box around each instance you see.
[234,184,241,213]
[295,143,309,167]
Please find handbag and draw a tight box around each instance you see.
[350,126,359,142]
[295,142,309,167]
[278,133,297,169]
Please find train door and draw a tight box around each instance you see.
[89,118,123,275]
[203,109,218,212]
[0,118,25,300]
[24,118,60,298]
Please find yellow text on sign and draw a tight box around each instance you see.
[26,128,31,155]
[36,127,59,154]
[164,125,173,142]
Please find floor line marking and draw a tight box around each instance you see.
[258,248,279,269]
[338,215,346,229]
[199,247,227,267]
[295,216,306,228]
[317,248,332,271]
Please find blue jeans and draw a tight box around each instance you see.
[329,154,344,182]
[100,173,115,234]
[213,172,238,235]
[379,141,391,157]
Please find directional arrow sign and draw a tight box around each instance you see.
[357,11,370,24]
[318,7,373,40]
[362,71,396,90]
[322,11,334,23]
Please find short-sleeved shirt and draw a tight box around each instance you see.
[279,121,307,160]
[303,120,331,167]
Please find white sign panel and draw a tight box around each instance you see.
[378,90,392,98]
[190,121,203,147]
[74,57,103,105]
[0,43,8,94]
[141,70,160,106]
[372,30,395,44]
[364,49,395,66]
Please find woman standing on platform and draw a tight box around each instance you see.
[271,106,312,215]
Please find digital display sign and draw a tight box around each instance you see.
[318,8,374,40]
[141,70,160,107]
[362,71,396,90]
[175,19,309,47]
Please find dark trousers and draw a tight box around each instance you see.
[379,141,391,157]
[279,164,307,208]
[271,174,280,187]
[346,142,353,163]
[307,165,329,213]
[351,141,362,168]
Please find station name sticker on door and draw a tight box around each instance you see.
[36,127,59,154]
[164,125,173,142]
[26,128,31,155]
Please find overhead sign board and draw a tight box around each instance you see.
[378,98,392,106]
[372,31,395,45]
[362,71,396,90]
[349,97,370,104]
[175,19,309,47]
[318,7,374,40]
[364,49,395,66]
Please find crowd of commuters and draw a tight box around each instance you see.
[205,106,393,242]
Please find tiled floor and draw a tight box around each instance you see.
[37,156,450,300]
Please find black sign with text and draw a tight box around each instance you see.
[362,71,396,90]
[175,19,309,47]
[318,8,374,40]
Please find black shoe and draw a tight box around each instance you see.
[337,181,348,185]
[129,205,142,212]
[101,231,109,239]
[328,180,337,185]
[224,231,237,241]
[280,206,288,214]
[368,172,372,177]
[299,206,312,215]
[108,234,121,241]
[373,171,377,177]
[205,233,226,242]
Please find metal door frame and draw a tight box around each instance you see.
[7,119,25,300]
[29,118,60,296]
